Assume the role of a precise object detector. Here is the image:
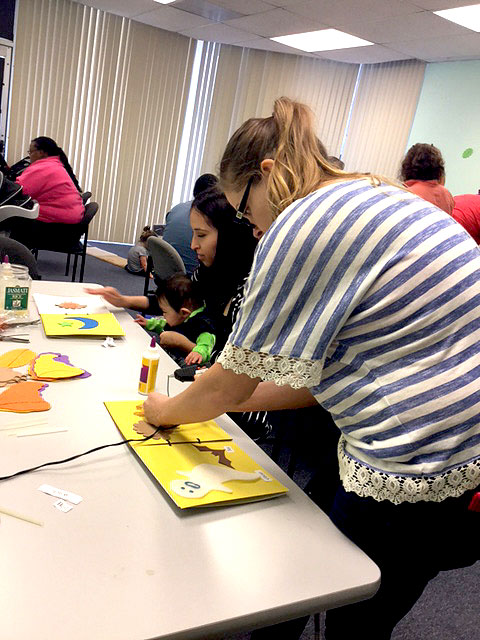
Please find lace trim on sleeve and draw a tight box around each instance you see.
[218,343,323,389]
[338,437,480,504]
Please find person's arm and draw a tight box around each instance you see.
[142,363,317,427]
[146,317,167,334]
[191,332,215,362]
[159,331,195,352]
[84,286,149,311]
[229,381,317,412]
[143,362,259,426]
[139,255,148,272]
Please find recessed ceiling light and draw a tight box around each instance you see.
[271,29,374,53]
[153,0,176,4]
[434,4,480,32]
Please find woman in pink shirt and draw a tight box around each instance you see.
[401,143,454,215]
[4,137,85,248]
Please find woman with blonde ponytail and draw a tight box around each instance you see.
[144,97,480,639]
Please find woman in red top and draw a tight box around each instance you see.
[401,143,454,215]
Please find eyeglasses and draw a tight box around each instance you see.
[235,176,254,221]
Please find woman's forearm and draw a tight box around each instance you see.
[144,363,259,426]
[227,381,318,412]
[124,295,149,311]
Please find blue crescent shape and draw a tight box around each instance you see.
[68,316,99,330]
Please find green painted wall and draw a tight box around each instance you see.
[407,60,480,196]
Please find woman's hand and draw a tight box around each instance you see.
[143,393,176,427]
[134,314,147,327]
[185,351,203,365]
[84,286,127,308]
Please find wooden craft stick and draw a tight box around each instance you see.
[14,428,68,438]
[2,418,49,429]
[0,507,43,527]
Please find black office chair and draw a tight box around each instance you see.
[31,202,99,282]
[81,191,92,205]
[0,236,41,279]
[143,235,186,295]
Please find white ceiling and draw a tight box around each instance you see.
[77,0,480,63]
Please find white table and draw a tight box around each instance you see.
[0,281,380,640]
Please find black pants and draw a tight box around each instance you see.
[251,483,480,640]
[0,217,75,249]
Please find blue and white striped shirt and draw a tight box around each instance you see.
[219,179,480,503]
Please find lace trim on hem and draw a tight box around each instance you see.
[218,343,322,390]
[338,438,480,504]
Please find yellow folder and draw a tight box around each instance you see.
[105,400,288,509]
[40,313,125,337]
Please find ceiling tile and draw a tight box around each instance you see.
[287,0,422,28]
[79,0,155,18]
[225,8,326,38]
[134,5,215,31]
[232,36,320,57]
[389,32,480,61]
[174,0,242,21]
[320,44,412,64]
[410,0,480,9]
[345,10,474,44]
[209,0,275,15]
[179,22,258,43]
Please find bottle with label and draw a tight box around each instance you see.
[0,257,31,318]
[138,336,160,395]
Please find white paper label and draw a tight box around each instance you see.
[53,499,74,513]
[39,484,83,505]
[255,470,272,482]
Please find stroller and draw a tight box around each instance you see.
[0,170,39,233]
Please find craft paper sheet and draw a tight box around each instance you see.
[33,294,108,315]
[39,313,125,337]
[105,401,288,509]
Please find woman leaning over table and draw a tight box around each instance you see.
[143,97,480,640]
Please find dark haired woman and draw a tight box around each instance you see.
[4,136,85,247]
[400,143,454,214]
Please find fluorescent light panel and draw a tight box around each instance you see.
[271,29,374,52]
[434,4,480,32]
[154,0,176,4]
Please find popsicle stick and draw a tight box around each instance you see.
[1,418,49,429]
[15,428,68,438]
[0,507,43,527]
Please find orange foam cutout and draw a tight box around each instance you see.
[0,349,37,368]
[0,381,51,413]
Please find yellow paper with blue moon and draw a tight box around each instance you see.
[105,400,288,509]
[40,313,125,337]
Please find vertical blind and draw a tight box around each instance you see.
[8,0,195,242]
[341,59,426,179]
[200,45,360,176]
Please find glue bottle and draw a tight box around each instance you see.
[138,336,160,395]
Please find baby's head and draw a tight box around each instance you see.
[156,273,204,327]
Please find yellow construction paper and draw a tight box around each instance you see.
[105,401,232,446]
[105,400,288,509]
[40,313,125,337]
[0,349,37,368]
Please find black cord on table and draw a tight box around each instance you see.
[0,428,163,482]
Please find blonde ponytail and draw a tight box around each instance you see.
[220,97,391,222]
